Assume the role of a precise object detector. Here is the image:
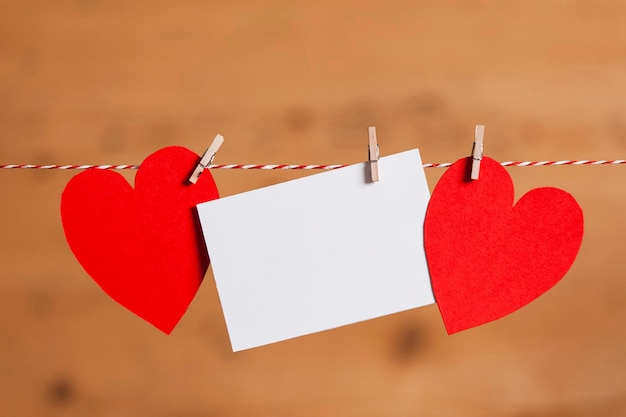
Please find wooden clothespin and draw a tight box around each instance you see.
[368,126,380,182]
[470,125,484,180]
[189,134,224,184]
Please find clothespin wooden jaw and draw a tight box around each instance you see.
[189,134,224,184]
[368,126,380,182]
[470,125,484,180]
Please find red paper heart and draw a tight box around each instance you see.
[424,156,583,334]
[61,146,219,334]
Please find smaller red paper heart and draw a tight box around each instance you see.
[424,156,583,334]
[61,146,219,334]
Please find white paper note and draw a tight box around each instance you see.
[197,149,435,351]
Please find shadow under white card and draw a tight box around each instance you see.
[197,149,435,351]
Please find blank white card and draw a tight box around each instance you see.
[197,149,435,351]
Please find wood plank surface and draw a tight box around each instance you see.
[1,2,625,416]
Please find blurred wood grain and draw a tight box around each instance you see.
[1,1,625,416]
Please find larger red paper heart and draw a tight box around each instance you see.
[61,146,219,334]
[424,156,583,334]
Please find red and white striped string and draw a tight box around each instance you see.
[1,160,625,171]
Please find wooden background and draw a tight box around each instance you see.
[1,1,625,416]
